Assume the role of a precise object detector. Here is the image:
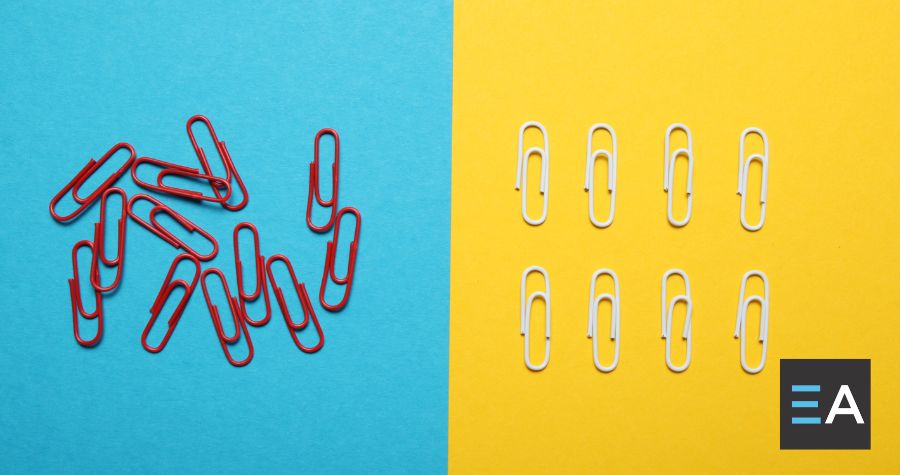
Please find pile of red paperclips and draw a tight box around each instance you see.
[49,115,361,367]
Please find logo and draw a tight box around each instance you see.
[780,359,870,449]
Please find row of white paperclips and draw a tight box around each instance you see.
[520,267,769,374]
[515,122,769,231]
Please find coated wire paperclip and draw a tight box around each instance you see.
[233,222,271,326]
[734,270,769,374]
[142,253,201,353]
[520,265,550,371]
[515,121,549,225]
[664,124,693,227]
[319,207,361,312]
[307,128,340,233]
[201,268,255,367]
[587,269,620,372]
[661,269,692,372]
[131,156,233,203]
[738,128,769,231]
[266,254,325,353]
[585,124,617,228]
[90,187,127,292]
[49,142,136,222]
[187,115,248,211]
[126,194,219,261]
[69,240,104,347]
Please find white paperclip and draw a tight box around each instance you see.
[520,265,550,371]
[516,121,549,225]
[661,269,692,372]
[584,124,617,228]
[738,128,769,231]
[587,269,620,372]
[734,270,769,374]
[664,123,693,227]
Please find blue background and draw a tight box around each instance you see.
[0,1,451,473]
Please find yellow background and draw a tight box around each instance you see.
[449,1,900,472]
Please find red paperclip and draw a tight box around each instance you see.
[200,268,254,367]
[126,194,219,261]
[90,188,127,292]
[307,128,340,233]
[131,156,233,203]
[320,207,361,312]
[142,254,201,353]
[233,222,271,326]
[69,240,104,347]
[265,254,324,353]
[187,115,248,211]
[49,142,136,222]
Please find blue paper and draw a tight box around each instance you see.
[0,1,451,472]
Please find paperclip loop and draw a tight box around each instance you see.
[520,266,550,371]
[664,124,694,227]
[142,254,201,353]
[69,240,104,347]
[126,194,219,261]
[49,142,136,222]
[661,269,692,372]
[201,268,255,367]
[90,188,127,292]
[515,121,549,225]
[131,156,233,203]
[320,207,361,312]
[233,222,271,326]
[738,128,769,231]
[735,270,769,374]
[187,115,248,211]
[307,128,340,233]
[587,269,620,372]
[266,255,324,353]
[585,124,617,228]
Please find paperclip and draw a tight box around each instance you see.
[126,194,219,261]
[142,254,201,353]
[735,270,769,374]
[738,128,769,231]
[131,156,233,203]
[587,269,620,372]
[307,128,340,233]
[515,121,549,225]
[585,124,617,228]
[661,269,692,372]
[233,222,271,326]
[69,240,104,347]
[664,124,693,227]
[187,115,248,211]
[89,188,127,292]
[49,142,136,222]
[320,207,361,312]
[520,266,550,371]
[201,268,255,367]
[266,254,325,353]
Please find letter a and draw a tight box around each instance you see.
[825,385,864,424]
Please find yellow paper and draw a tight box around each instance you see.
[449,1,900,472]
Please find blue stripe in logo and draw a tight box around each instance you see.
[791,417,822,425]
[791,400,818,408]
[791,385,820,392]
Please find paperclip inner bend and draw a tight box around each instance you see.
[665,148,693,227]
[664,296,692,373]
[739,153,768,232]
[201,268,254,366]
[589,293,619,372]
[266,255,325,353]
[520,266,550,371]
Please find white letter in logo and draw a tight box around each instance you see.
[826,385,864,424]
